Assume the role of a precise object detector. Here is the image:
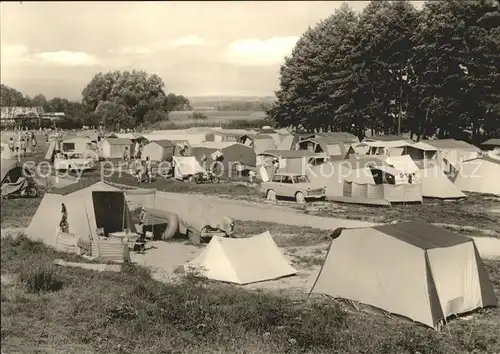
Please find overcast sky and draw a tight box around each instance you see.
[1,1,423,100]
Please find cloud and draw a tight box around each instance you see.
[171,35,210,47]
[225,36,299,66]
[33,51,101,66]
[1,42,105,67]
[1,43,31,65]
[110,45,153,57]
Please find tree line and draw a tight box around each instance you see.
[0,70,192,130]
[267,0,500,142]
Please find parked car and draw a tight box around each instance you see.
[54,152,94,172]
[261,172,326,203]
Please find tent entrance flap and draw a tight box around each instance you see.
[92,191,126,236]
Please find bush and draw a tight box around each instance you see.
[19,259,63,293]
[189,112,208,120]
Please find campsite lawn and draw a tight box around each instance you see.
[1,235,499,354]
[300,194,500,235]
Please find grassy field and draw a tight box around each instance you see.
[168,110,267,120]
[147,110,269,130]
[1,235,499,353]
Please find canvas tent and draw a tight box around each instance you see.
[406,141,438,161]
[453,157,500,195]
[141,140,176,162]
[296,137,349,158]
[239,134,276,154]
[258,150,321,177]
[185,231,297,284]
[310,221,497,329]
[172,156,205,180]
[481,138,500,151]
[191,142,255,177]
[307,161,351,198]
[26,181,135,259]
[386,155,421,183]
[420,164,466,200]
[100,138,133,159]
[61,137,92,153]
[423,139,481,173]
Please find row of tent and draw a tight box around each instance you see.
[187,221,497,330]
[22,181,497,330]
[44,129,500,197]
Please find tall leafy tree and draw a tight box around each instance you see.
[268,4,360,134]
[81,70,190,127]
[352,1,419,136]
[0,84,26,106]
[95,101,134,130]
[411,0,500,139]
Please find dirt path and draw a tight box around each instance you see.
[153,190,375,230]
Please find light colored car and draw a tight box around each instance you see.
[261,172,326,203]
[54,152,95,172]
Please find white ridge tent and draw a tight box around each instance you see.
[184,231,297,284]
[453,157,500,196]
[310,221,497,329]
[172,156,205,180]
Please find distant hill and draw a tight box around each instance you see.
[188,95,276,111]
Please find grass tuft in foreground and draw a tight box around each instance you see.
[19,258,64,294]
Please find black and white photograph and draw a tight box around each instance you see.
[1,1,499,353]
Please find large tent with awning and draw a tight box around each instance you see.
[26,181,135,260]
[310,221,497,329]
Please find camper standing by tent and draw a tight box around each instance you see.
[8,137,15,153]
[137,206,146,242]
[20,138,27,157]
[60,203,69,233]
[123,146,130,163]
[134,141,141,160]
[31,134,37,152]
[145,156,152,183]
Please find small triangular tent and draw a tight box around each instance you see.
[26,181,136,250]
[310,221,497,329]
[185,231,297,284]
[173,156,205,179]
[453,157,500,195]
[421,165,466,199]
